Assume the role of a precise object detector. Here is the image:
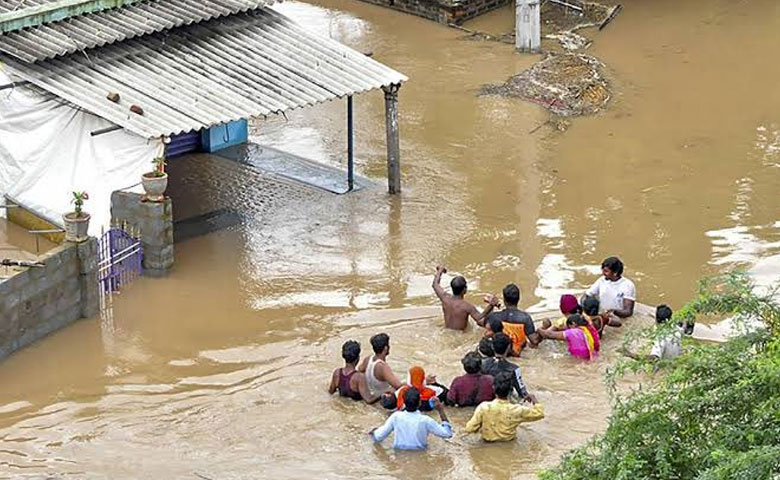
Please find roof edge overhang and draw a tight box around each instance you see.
[0,8,408,139]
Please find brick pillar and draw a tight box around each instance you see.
[76,238,99,317]
[110,191,174,277]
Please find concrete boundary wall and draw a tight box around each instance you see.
[356,0,511,24]
[0,239,99,361]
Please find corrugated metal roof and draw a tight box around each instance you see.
[1,8,407,139]
[0,0,272,62]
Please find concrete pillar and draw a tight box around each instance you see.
[516,0,540,53]
[383,84,401,194]
[110,191,174,277]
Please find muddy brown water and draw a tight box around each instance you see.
[0,0,778,478]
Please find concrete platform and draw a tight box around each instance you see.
[215,143,371,195]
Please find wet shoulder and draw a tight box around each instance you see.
[481,357,498,374]
[499,358,520,370]
[502,309,534,324]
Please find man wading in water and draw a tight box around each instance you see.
[357,333,403,398]
[328,340,380,404]
[484,283,541,355]
[584,256,636,327]
[433,265,499,330]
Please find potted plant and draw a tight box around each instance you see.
[142,157,168,202]
[63,191,90,242]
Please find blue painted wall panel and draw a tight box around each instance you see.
[201,119,248,153]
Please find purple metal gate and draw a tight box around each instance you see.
[98,227,143,294]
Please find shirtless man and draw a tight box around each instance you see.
[357,333,403,398]
[433,265,499,330]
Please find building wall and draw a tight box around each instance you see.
[356,0,511,24]
[0,239,99,361]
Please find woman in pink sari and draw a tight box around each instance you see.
[539,314,596,359]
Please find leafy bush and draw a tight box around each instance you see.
[540,273,780,480]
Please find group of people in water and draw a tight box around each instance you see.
[328,256,686,450]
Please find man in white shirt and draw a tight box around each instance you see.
[370,387,453,450]
[623,304,682,361]
[648,304,682,360]
[585,257,636,324]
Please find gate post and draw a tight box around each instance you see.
[110,191,174,277]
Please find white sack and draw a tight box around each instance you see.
[0,65,163,235]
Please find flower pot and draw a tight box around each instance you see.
[142,172,168,202]
[63,212,91,242]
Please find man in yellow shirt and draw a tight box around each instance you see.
[464,372,545,442]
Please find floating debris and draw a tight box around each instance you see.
[480,53,611,116]
[545,31,591,50]
[541,1,612,34]
[450,24,514,44]
[460,30,514,44]
[541,1,617,50]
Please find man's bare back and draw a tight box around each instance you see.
[432,266,498,330]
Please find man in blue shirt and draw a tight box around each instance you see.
[370,387,453,450]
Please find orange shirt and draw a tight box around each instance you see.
[484,323,527,355]
[502,322,528,355]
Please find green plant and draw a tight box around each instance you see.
[149,157,167,178]
[71,191,89,217]
[541,272,780,480]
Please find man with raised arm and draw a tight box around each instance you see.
[432,265,499,330]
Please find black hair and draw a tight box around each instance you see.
[502,284,520,306]
[478,337,494,357]
[370,333,389,354]
[451,276,467,296]
[601,256,624,276]
[341,340,361,364]
[656,304,673,324]
[488,317,504,334]
[583,296,600,316]
[462,351,482,374]
[493,371,513,399]
[380,393,397,410]
[566,314,584,328]
[403,387,421,412]
[492,332,512,356]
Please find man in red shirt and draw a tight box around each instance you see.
[447,352,495,407]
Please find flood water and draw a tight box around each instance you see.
[1,0,778,478]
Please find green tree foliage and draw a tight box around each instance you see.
[541,273,780,480]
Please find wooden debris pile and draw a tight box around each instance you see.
[480,53,610,116]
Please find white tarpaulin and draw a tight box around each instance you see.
[0,64,163,236]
